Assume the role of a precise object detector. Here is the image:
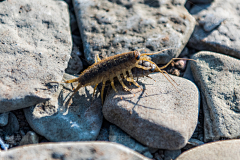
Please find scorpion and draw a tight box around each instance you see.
[60,49,195,104]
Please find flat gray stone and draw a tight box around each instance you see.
[0,0,72,113]
[188,0,240,59]
[24,73,102,142]
[103,73,200,149]
[191,51,240,142]
[176,140,240,160]
[73,0,195,65]
[0,142,150,160]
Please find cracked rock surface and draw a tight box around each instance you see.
[0,0,72,113]
[73,0,195,65]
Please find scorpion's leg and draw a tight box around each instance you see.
[127,69,140,88]
[135,64,152,70]
[64,78,79,83]
[93,83,99,97]
[117,75,130,91]
[66,83,82,105]
[110,77,118,93]
[101,81,106,104]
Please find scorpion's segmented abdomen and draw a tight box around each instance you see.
[78,51,137,86]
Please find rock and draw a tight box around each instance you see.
[103,72,200,149]
[65,43,83,74]
[96,127,109,141]
[2,112,19,135]
[73,0,195,65]
[19,131,39,146]
[183,60,195,82]
[183,138,204,150]
[0,112,9,127]
[164,149,181,160]
[109,125,153,158]
[0,142,151,160]
[187,0,213,4]
[0,0,72,113]
[154,150,164,160]
[188,0,240,60]
[176,139,240,160]
[24,73,102,142]
[191,51,240,142]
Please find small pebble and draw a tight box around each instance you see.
[0,112,9,127]
[19,131,39,146]
[175,57,188,71]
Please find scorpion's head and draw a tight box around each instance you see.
[134,50,140,60]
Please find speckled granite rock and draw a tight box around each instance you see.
[0,0,72,113]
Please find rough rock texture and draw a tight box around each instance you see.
[0,0,72,113]
[103,73,200,149]
[0,142,150,160]
[188,0,240,59]
[24,73,102,142]
[176,140,240,160]
[73,0,195,65]
[191,51,240,142]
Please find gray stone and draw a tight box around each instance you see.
[183,60,195,82]
[96,128,109,141]
[183,138,205,150]
[0,0,72,113]
[188,0,240,60]
[109,125,153,158]
[65,43,83,74]
[0,142,151,160]
[73,0,195,65]
[164,149,181,160]
[176,139,240,160]
[0,112,9,127]
[19,131,39,146]
[188,0,213,4]
[24,73,103,142]
[2,112,19,135]
[103,73,200,149]
[191,51,240,142]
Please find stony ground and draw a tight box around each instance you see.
[0,0,240,160]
